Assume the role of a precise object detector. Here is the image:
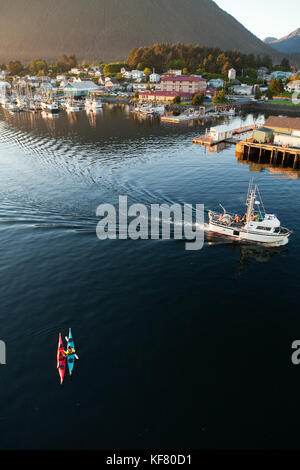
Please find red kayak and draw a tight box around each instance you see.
[57,333,66,385]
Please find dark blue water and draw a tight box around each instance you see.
[0,105,299,449]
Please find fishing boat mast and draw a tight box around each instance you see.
[245,180,257,225]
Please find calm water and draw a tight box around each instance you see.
[0,105,300,450]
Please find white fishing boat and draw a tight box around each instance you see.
[65,100,81,113]
[85,97,103,110]
[0,96,10,106]
[41,101,59,113]
[7,103,20,112]
[206,180,291,246]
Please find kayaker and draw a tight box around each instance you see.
[65,345,75,356]
[58,350,66,360]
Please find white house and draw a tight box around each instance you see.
[257,67,269,80]
[132,83,148,91]
[105,77,120,89]
[208,78,224,89]
[131,70,145,80]
[167,69,182,76]
[70,67,82,75]
[228,68,236,81]
[285,80,300,93]
[122,69,145,80]
[149,73,160,83]
[0,70,9,79]
[231,84,253,96]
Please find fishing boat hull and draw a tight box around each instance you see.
[41,103,59,113]
[66,106,80,113]
[57,333,66,385]
[67,328,75,376]
[206,220,290,246]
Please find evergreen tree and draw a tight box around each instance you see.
[173,95,181,104]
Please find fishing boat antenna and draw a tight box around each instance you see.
[256,185,266,215]
[219,204,226,214]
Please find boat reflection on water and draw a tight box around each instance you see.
[86,108,102,128]
[206,232,288,274]
[238,243,288,263]
[41,111,59,120]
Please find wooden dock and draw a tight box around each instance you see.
[193,124,255,147]
[236,139,300,169]
[193,136,213,146]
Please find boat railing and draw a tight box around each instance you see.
[280,227,292,235]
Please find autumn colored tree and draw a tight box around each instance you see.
[6,60,24,75]
[143,67,151,79]
[192,93,204,106]
[28,59,48,75]
[212,89,228,104]
[269,78,284,95]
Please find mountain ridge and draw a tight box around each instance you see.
[264,28,300,53]
[0,0,284,63]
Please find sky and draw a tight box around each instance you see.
[214,0,300,40]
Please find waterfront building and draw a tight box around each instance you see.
[264,116,300,137]
[253,127,274,144]
[253,117,300,147]
[139,90,192,102]
[161,75,206,94]
[63,80,99,97]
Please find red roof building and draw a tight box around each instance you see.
[161,75,207,94]
[139,90,194,102]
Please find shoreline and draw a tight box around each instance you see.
[242,102,300,116]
